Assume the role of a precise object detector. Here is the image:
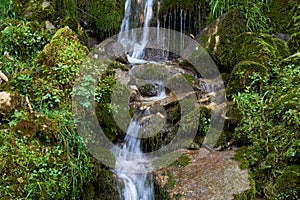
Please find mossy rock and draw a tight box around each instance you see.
[232,32,287,69]
[91,167,119,200]
[266,165,300,200]
[272,37,291,58]
[0,23,48,59]
[227,61,269,95]
[202,9,247,72]
[14,114,59,142]
[287,32,300,54]
[32,26,88,107]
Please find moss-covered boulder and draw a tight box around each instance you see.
[201,9,247,72]
[232,32,290,69]
[266,165,300,200]
[227,61,269,95]
[32,26,88,107]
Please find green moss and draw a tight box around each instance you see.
[161,0,203,14]
[232,33,286,69]
[89,0,124,40]
[203,9,247,72]
[268,165,300,200]
[32,26,88,107]
[92,167,119,200]
[263,0,295,34]
[272,37,291,58]
[228,61,269,95]
[14,114,59,142]
[0,23,48,60]
[168,154,190,168]
[288,33,300,54]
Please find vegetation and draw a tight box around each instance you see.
[0,0,299,199]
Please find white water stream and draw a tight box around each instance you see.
[113,1,158,199]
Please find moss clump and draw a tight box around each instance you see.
[0,23,48,60]
[168,154,190,168]
[266,165,300,200]
[227,61,269,95]
[287,33,300,54]
[32,26,88,107]
[263,0,296,34]
[232,33,289,69]
[0,110,94,199]
[203,9,247,72]
[14,115,59,142]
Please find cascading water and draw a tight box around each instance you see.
[112,82,166,200]
[113,1,158,199]
[118,0,155,61]
[112,117,154,200]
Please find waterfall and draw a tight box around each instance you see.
[112,118,154,200]
[118,0,156,60]
[114,1,158,199]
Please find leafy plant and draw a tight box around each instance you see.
[206,0,271,32]
[233,60,300,198]
[0,110,93,199]
[0,23,48,60]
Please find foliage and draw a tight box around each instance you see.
[0,0,17,19]
[32,26,88,108]
[227,61,269,95]
[89,0,124,40]
[206,0,271,32]
[233,57,300,198]
[263,0,296,34]
[0,23,48,60]
[0,110,93,199]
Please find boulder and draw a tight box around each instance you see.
[201,9,247,72]
[155,149,251,200]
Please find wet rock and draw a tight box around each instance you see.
[138,83,159,97]
[154,149,251,199]
[104,39,129,64]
